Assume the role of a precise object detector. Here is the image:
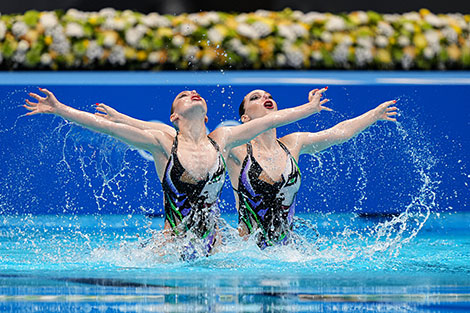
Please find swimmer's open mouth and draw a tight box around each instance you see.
[264,100,274,109]
[191,95,202,101]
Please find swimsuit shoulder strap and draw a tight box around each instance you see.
[277,139,292,156]
[207,136,221,152]
[171,132,179,155]
[246,141,253,156]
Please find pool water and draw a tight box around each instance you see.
[1,212,469,312]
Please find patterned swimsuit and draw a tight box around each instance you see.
[236,140,301,248]
[162,134,226,255]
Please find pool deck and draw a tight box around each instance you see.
[1,71,470,86]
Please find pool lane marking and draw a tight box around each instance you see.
[0,293,469,302]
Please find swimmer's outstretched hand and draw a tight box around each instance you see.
[308,87,332,113]
[374,100,398,122]
[24,88,63,116]
[94,103,121,122]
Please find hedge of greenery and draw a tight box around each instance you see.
[0,8,469,70]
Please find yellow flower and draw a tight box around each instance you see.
[157,28,173,38]
[447,44,461,60]
[376,49,392,63]
[419,8,431,17]
[137,50,147,61]
[89,16,98,25]
[124,47,136,59]
[44,35,53,46]
[413,34,427,49]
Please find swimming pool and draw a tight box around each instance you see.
[0,71,469,312]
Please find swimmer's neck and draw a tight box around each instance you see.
[251,128,278,151]
[176,117,207,144]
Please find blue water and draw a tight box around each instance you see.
[1,71,470,312]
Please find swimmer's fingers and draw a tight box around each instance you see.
[28,92,44,101]
[319,99,333,112]
[94,113,107,118]
[386,106,398,112]
[25,99,37,107]
[95,105,107,114]
[308,89,319,102]
[23,103,39,116]
[384,116,397,122]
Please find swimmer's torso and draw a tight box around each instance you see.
[162,134,226,242]
[233,140,301,248]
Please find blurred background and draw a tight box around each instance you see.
[1,0,469,14]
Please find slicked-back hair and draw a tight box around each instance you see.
[239,98,246,118]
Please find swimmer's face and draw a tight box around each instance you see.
[240,90,278,123]
[170,90,208,122]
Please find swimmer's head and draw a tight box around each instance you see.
[170,90,208,126]
[239,90,278,123]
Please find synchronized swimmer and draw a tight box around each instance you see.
[24,87,330,257]
[93,89,398,249]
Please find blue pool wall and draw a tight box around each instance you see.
[0,71,469,215]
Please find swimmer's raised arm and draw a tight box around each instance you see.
[24,88,162,152]
[282,100,398,155]
[95,103,176,136]
[211,88,331,151]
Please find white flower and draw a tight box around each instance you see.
[0,21,6,40]
[207,28,223,44]
[332,44,349,64]
[357,36,373,48]
[122,10,137,26]
[442,27,458,43]
[291,24,308,38]
[205,12,221,24]
[355,47,373,66]
[47,25,70,55]
[12,51,26,64]
[103,18,126,31]
[320,31,332,43]
[276,53,287,66]
[103,32,117,47]
[423,47,435,59]
[235,14,248,23]
[65,23,84,38]
[172,35,185,47]
[300,12,326,24]
[17,40,29,52]
[403,23,415,33]
[12,21,28,38]
[424,30,441,46]
[179,23,197,36]
[125,27,145,47]
[148,51,163,64]
[99,8,116,19]
[108,46,126,65]
[285,48,304,68]
[229,39,249,57]
[378,21,395,37]
[255,9,271,18]
[403,12,421,22]
[354,11,369,24]
[141,13,170,28]
[201,53,214,65]
[40,12,59,30]
[188,13,215,27]
[184,46,200,61]
[401,53,413,70]
[278,25,296,41]
[383,14,400,23]
[311,50,322,61]
[325,16,346,32]
[252,21,272,37]
[86,41,103,61]
[40,53,52,65]
[237,23,259,39]
[397,35,410,47]
[425,14,445,28]
[341,35,353,46]
[375,35,389,48]
[66,9,88,21]
[292,10,305,20]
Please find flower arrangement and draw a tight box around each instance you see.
[0,8,469,70]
